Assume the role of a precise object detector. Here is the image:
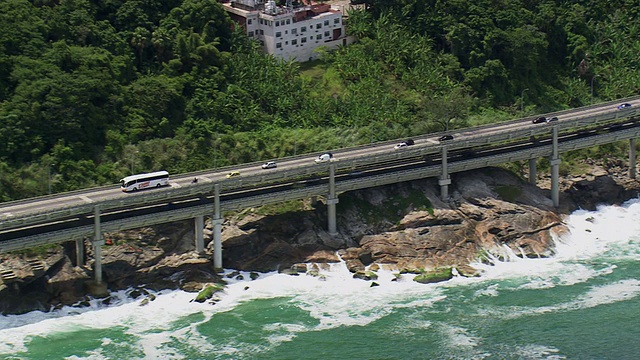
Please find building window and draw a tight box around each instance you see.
[286,19,291,25]
[260,29,264,35]
[276,21,280,26]
[316,34,322,40]
[301,26,307,32]
[276,31,282,37]
[334,18,340,24]
[316,23,322,29]
[285,41,288,45]
[292,28,297,35]
[292,39,297,45]
[248,31,254,37]
[324,20,329,26]
[324,31,330,38]
[301,37,307,43]
[248,19,253,25]
[276,42,282,48]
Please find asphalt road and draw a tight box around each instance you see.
[1,99,638,221]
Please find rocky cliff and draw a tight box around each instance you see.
[1,163,638,315]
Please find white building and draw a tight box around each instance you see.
[223,0,352,62]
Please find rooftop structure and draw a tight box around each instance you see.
[222,0,353,62]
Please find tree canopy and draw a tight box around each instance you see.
[1,0,639,201]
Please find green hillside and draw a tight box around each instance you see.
[1,0,638,201]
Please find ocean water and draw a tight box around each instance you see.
[2,199,640,360]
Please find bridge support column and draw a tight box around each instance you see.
[327,163,338,235]
[550,125,560,207]
[630,138,637,179]
[75,238,85,267]
[438,178,451,200]
[212,184,223,272]
[327,198,339,235]
[92,205,105,284]
[440,146,451,201]
[195,215,204,254]
[528,158,537,185]
[550,158,561,207]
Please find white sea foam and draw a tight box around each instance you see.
[478,278,640,321]
[509,344,566,359]
[441,324,480,348]
[1,199,640,358]
[464,198,640,295]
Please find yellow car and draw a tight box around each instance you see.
[226,171,240,179]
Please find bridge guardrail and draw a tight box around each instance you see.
[2,98,640,232]
[4,124,640,251]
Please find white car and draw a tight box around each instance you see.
[261,161,277,169]
[314,153,335,164]
[394,142,408,150]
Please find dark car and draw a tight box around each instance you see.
[405,138,415,146]
[532,116,547,124]
[438,135,454,142]
[617,103,632,110]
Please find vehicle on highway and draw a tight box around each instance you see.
[394,138,415,150]
[532,116,558,124]
[120,171,169,192]
[314,152,335,163]
[261,161,277,169]
[617,103,632,110]
[226,171,240,178]
[438,135,454,142]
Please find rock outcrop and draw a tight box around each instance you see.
[1,162,639,315]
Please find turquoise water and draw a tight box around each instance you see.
[2,200,640,360]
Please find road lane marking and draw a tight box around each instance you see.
[79,195,93,203]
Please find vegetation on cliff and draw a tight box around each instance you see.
[1,0,639,201]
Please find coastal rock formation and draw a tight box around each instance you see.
[1,163,639,315]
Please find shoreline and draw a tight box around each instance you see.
[1,161,639,315]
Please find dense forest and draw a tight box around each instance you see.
[1,0,639,201]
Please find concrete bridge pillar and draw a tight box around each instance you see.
[75,238,85,267]
[92,205,105,284]
[528,158,537,185]
[550,126,560,207]
[195,215,204,254]
[550,158,561,207]
[327,163,339,235]
[630,138,637,179]
[439,146,451,200]
[212,184,223,271]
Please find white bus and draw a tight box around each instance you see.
[120,171,170,192]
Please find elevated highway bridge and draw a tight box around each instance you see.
[1,97,639,284]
